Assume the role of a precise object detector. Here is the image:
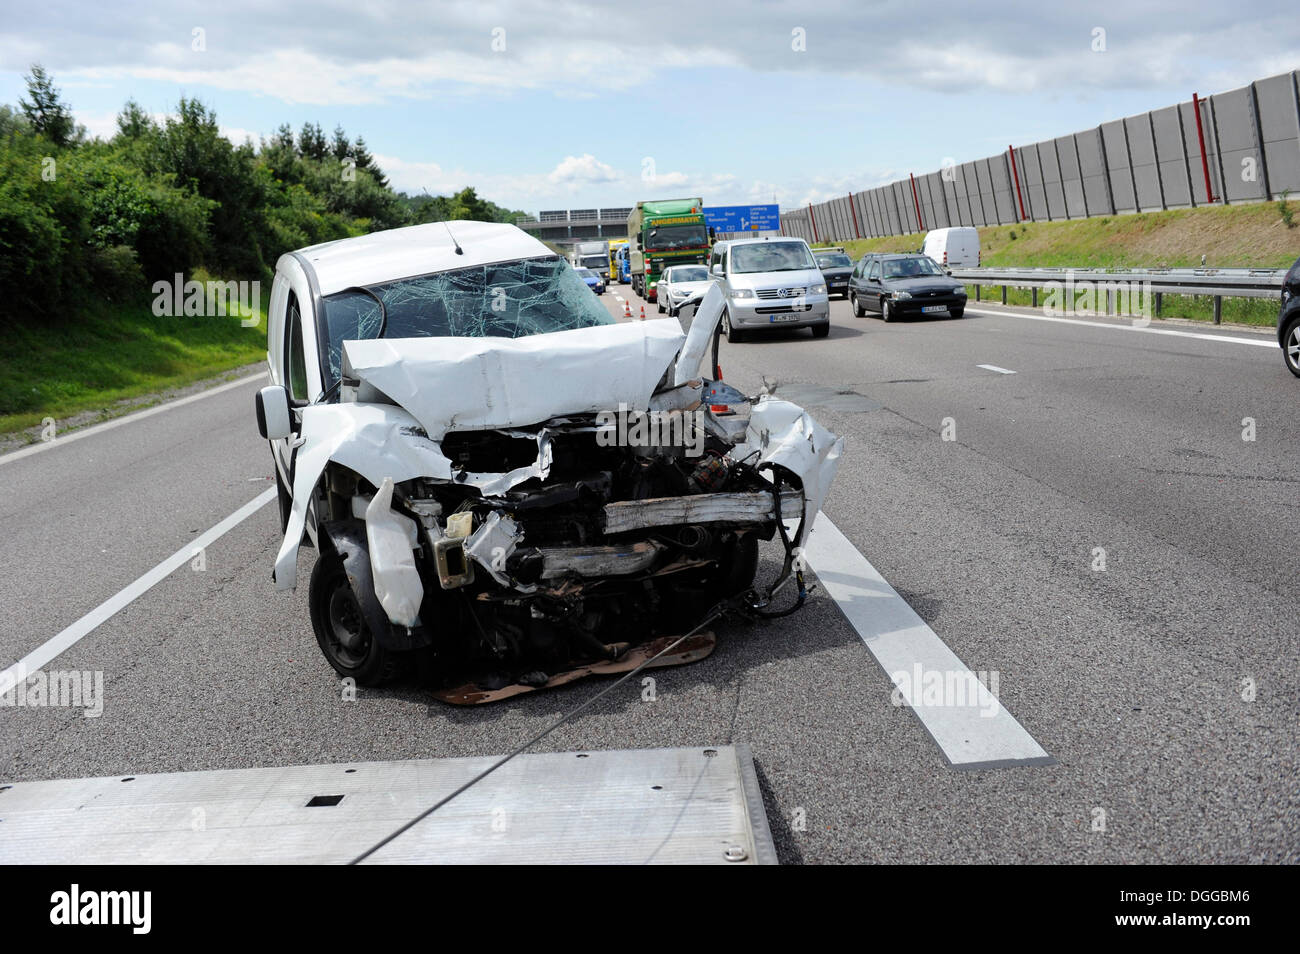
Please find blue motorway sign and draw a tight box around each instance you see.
[702,204,781,232]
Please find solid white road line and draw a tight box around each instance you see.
[803,516,1055,770]
[0,488,277,695]
[977,364,1017,374]
[966,306,1275,348]
[0,371,268,467]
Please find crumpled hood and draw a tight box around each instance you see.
[342,319,686,440]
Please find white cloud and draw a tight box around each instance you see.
[10,1,1296,107]
[548,154,620,187]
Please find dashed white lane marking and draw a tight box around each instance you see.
[977,364,1017,374]
[803,516,1055,771]
[966,306,1275,348]
[0,488,276,695]
[0,371,268,467]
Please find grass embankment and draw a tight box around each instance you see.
[817,200,1298,327]
[0,273,267,437]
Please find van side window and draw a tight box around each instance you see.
[287,295,309,403]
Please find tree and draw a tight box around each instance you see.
[448,186,492,221]
[115,99,154,140]
[331,125,350,160]
[146,97,270,275]
[350,135,386,187]
[19,64,76,147]
[299,122,327,161]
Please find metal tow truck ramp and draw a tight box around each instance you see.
[0,745,777,865]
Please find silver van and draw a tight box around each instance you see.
[709,237,830,341]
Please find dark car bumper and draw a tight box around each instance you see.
[890,293,967,316]
[822,271,852,296]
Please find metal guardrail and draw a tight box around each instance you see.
[948,266,1287,323]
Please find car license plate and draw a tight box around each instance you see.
[922,305,948,313]
[771,315,800,322]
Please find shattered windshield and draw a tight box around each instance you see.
[320,255,613,383]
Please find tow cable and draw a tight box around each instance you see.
[348,493,813,864]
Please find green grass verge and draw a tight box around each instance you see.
[0,276,267,437]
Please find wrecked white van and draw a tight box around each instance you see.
[256,221,842,700]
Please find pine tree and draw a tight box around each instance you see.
[298,121,327,160]
[19,64,76,146]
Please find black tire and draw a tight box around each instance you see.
[658,299,665,313]
[308,553,407,686]
[723,308,746,343]
[810,322,830,338]
[1283,314,1300,378]
[881,298,893,322]
[852,291,866,317]
[950,307,964,319]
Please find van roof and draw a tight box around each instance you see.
[725,236,809,247]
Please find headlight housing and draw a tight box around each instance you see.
[892,290,912,300]
[953,286,968,296]
[810,283,827,294]
[729,288,754,300]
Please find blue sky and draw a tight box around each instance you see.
[1,0,1296,213]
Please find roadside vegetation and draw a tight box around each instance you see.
[817,201,1298,327]
[0,65,524,438]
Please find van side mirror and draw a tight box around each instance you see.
[256,385,293,440]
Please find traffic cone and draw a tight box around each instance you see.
[639,306,646,321]
[623,300,632,318]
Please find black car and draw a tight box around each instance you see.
[814,249,854,299]
[848,253,968,321]
[1278,254,1300,377]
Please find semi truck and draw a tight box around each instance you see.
[572,240,611,281]
[627,198,712,302]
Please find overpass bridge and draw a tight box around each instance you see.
[514,208,632,242]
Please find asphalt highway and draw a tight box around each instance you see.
[1,288,1295,863]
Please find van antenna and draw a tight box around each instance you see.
[444,221,464,255]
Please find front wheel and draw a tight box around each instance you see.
[950,306,965,319]
[851,291,865,317]
[810,322,830,338]
[658,299,665,313]
[1283,314,1300,378]
[881,298,894,322]
[309,553,408,686]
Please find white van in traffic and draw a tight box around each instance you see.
[922,227,980,268]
